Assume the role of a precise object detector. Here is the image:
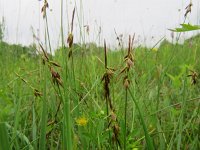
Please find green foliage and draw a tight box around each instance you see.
[0,17,5,42]
[0,123,9,150]
[0,34,200,149]
[169,23,200,32]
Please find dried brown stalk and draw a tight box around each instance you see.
[185,1,193,18]
[187,70,198,85]
[41,0,49,18]
[67,7,76,58]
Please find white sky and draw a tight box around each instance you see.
[0,0,200,50]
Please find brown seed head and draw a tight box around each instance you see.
[41,0,49,18]
[49,61,61,67]
[106,69,114,78]
[34,89,42,97]
[123,77,130,89]
[50,67,63,87]
[126,58,134,68]
[185,1,193,18]
[188,70,198,85]
[67,33,73,48]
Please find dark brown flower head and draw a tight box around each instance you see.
[50,67,63,87]
[101,68,115,110]
[106,68,114,78]
[114,29,123,47]
[34,89,42,97]
[185,1,193,18]
[126,57,134,69]
[187,70,198,85]
[66,7,75,49]
[41,0,49,18]
[123,76,130,89]
[49,61,61,67]
[109,110,121,148]
[67,33,73,48]
[39,43,49,62]
[124,35,135,70]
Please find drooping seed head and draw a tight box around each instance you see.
[67,33,73,48]
[123,77,130,89]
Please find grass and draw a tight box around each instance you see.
[0,34,200,149]
[0,2,200,149]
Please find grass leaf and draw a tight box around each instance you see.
[0,122,10,150]
[169,24,200,32]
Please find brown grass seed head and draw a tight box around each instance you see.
[188,70,198,85]
[67,33,73,48]
[126,58,134,69]
[34,89,42,97]
[185,1,192,18]
[123,76,130,89]
[41,0,49,18]
[50,67,63,87]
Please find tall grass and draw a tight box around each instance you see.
[0,0,200,149]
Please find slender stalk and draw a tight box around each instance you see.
[61,53,73,150]
[124,88,128,149]
[104,40,111,147]
[168,72,188,150]
[60,1,73,148]
[62,45,73,149]
[39,57,47,150]
[128,88,155,150]
[60,0,64,48]
[45,16,52,55]
[0,123,11,150]
[63,89,73,150]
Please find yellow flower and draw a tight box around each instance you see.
[76,117,88,126]
[152,48,158,52]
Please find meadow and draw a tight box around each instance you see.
[0,33,200,149]
[0,1,200,150]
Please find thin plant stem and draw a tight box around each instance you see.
[60,0,64,48]
[128,88,155,150]
[45,16,52,55]
[124,88,128,150]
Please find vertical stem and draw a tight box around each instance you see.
[124,88,128,149]
[60,0,64,48]
[63,91,73,150]
[128,88,155,150]
[61,1,73,149]
[62,45,73,150]
[39,59,47,150]
[106,96,111,144]
[104,40,107,69]
[104,40,111,147]
[45,16,52,55]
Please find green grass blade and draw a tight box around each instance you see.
[128,88,155,150]
[39,65,47,150]
[0,122,10,150]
